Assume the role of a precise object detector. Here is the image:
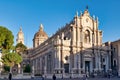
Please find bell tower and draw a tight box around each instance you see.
[16,27,24,44]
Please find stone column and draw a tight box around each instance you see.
[61,33,64,71]
[55,50,58,68]
[108,42,112,70]
[36,58,38,74]
[76,18,81,75]
[70,26,74,75]
[32,60,35,77]
[106,53,109,71]
[108,51,111,70]
[79,46,82,73]
[44,55,47,74]
[76,23,80,44]
[18,64,21,74]
[78,53,81,75]
[95,51,98,71]
[72,26,76,45]
[58,46,61,69]
[98,51,101,70]
[39,58,42,74]
[74,52,76,69]
[32,65,35,77]
[98,31,100,45]
[100,52,103,71]
[80,22,83,72]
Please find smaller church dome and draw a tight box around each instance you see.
[34,24,48,38]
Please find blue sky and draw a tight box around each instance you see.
[0,0,120,48]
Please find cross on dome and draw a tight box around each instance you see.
[39,24,43,31]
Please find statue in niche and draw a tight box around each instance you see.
[84,30,90,43]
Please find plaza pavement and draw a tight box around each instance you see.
[0,77,120,80]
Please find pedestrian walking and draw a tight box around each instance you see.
[52,74,56,80]
[83,73,88,80]
[42,76,44,80]
[108,73,111,79]
[8,72,12,80]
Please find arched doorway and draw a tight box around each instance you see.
[64,63,69,73]
[85,61,90,73]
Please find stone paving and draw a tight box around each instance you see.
[0,77,120,80]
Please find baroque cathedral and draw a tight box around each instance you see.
[28,8,111,77]
[17,8,120,77]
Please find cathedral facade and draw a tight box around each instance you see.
[29,8,112,77]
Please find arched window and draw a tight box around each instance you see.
[84,30,90,43]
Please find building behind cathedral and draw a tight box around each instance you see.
[16,8,120,77]
[111,39,120,76]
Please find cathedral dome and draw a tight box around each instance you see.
[34,24,48,38]
[33,24,48,48]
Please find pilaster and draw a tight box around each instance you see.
[58,46,61,69]
[44,55,47,74]
[95,50,98,70]
[80,23,83,71]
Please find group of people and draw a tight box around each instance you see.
[40,74,56,80]
[8,72,57,80]
[8,72,56,80]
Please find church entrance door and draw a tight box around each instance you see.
[85,61,90,73]
[64,63,69,73]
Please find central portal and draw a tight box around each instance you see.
[64,63,69,73]
[85,61,90,73]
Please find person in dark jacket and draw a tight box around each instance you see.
[8,72,12,80]
[52,74,56,80]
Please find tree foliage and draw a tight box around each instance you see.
[0,26,14,51]
[3,65,10,72]
[0,26,24,73]
[1,52,22,67]
[15,43,27,53]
